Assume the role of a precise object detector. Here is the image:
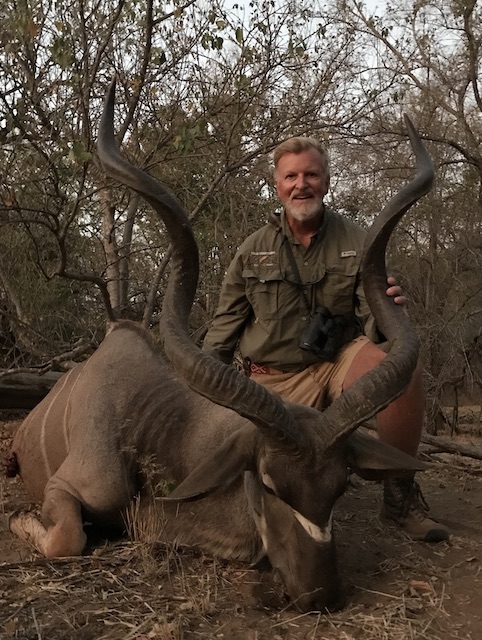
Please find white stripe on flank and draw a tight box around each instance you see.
[293,509,333,544]
[40,369,81,478]
[39,370,76,478]
[62,368,83,448]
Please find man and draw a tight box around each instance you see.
[203,136,449,542]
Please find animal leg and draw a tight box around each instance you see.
[9,488,87,558]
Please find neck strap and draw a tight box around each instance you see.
[282,236,313,314]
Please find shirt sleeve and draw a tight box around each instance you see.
[202,250,252,364]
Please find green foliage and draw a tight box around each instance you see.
[173,122,208,154]
[0,224,105,366]
[50,35,75,68]
[68,142,93,164]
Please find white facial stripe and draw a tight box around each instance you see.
[258,514,269,552]
[293,509,333,544]
[261,472,276,492]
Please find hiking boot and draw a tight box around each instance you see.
[381,477,450,542]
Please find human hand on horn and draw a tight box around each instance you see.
[386,276,407,306]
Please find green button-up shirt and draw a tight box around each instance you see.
[203,208,375,372]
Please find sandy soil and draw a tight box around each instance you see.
[0,414,481,640]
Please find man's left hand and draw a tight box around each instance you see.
[386,276,406,306]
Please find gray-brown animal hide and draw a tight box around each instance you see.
[11,321,260,561]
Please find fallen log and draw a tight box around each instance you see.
[0,339,95,410]
[418,432,482,462]
[0,371,63,410]
[362,420,482,462]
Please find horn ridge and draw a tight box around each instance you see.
[97,78,307,453]
[317,115,434,447]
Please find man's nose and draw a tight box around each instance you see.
[294,174,309,189]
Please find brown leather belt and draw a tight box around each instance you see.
[250,363,283,375]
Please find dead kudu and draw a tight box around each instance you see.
[6,81,434,612]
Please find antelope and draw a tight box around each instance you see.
[5,79,434,612]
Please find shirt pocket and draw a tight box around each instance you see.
[319,259,359,313]
[242,265,284,320]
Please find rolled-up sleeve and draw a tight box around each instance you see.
[202,251,252,364]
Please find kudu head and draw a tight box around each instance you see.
[98,79,434,612]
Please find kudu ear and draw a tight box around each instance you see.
[162,424,259,502]
[344,430,429,481]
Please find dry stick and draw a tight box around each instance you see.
[417,432,482,461]
[361,420,482,461]
[31,606,42,640]
[2,601,29,625]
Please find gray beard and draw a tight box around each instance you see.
[285,199,323,222]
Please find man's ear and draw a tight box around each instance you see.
[323,173,331,196]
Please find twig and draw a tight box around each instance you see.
[361,420,482,461]
[31,606,42,639]
[2,600,29,625]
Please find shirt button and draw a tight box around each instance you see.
[304,261,308,266]
[302,316,307,321]
[303,289,308,295]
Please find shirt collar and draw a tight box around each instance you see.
[279,208,330,246]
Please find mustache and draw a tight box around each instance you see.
[291,191,315,198]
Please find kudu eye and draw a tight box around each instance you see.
[262,482,277,497]
[261,471,278,497]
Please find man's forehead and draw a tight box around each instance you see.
[276,148,326,172]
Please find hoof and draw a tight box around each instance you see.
[7,508,37,529]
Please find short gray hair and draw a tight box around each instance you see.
[273,137,330,177]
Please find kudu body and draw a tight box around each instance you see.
[7,81,434,612]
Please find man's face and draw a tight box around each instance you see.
[275,148,330,223]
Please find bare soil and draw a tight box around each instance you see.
[0,413,481,640]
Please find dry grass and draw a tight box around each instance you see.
[2,505,479,640]
[0,544,456,640]
[1,413,481,639]
[0,544,222,639]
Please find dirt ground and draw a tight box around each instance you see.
[0,412,481,640]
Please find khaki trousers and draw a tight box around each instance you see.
[250,336,371,411]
